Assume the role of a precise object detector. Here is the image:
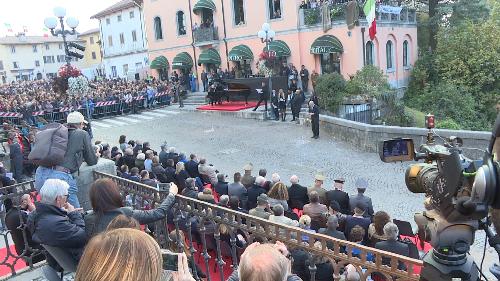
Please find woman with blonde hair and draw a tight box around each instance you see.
[75,228,162,281]
[268,182,289,211]
[174,161,189,191]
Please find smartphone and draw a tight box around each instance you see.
[162,251,179,271]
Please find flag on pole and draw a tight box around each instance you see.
[4,23,13,33]
[363,0,376,40]
[42,27,49,37]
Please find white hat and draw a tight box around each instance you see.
[67,112,87,124]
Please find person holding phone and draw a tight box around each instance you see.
[84,178,178,238]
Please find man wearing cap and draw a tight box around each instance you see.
[308,174,327,205]
[34,112,98,208]
[326,177,350,215]
[249,193,272,219]
[349,178,374,218]
[241,163,255,189]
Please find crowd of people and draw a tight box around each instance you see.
[0,107,431,281]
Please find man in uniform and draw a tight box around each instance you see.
[241,163,255,188]
[326,177,350,215]
[308,174,327,205]
[309,100,320,139]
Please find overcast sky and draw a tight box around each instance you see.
[0,0,118,36]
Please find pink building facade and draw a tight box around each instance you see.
[144,0,417,89]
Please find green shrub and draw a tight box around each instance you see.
[315,73,346,113]
[304,9,320,25]
[436,119,462,130]
[345,65,391,99]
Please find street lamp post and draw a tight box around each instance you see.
[258,23,275,120]
[44,7,92,136]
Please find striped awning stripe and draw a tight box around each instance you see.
[193,0,216,14]
[198,48,221,65]
[262,40,291,57]
[150,55,169,69]
[172,52,194,69]
[228,45,254,61]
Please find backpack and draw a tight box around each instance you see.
[28,123,68,167]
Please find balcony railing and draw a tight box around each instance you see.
[299,3,417,27]
[1,172,423,280]
[193,26,219,45]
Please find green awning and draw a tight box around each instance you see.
[262,40,291,57]
[310,35,344,54]
[193,0,216,14]
[228,45,254,61]
[198,48,221,65]
[172,52,193,69]
[150,56,169,69]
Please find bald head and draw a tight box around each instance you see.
[239,244,289,281]
[290,175,299,184]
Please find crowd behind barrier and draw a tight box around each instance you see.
[0,133,429,281]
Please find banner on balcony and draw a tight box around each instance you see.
[378,5,402,15]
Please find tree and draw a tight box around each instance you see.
[315,73,346,113]
[344,65,391,99]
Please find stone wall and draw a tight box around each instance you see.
[76,158,116,211]
[299,112,491,159]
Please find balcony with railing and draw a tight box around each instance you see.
[299,2,417,28]
[0,172,423,281]
[193,26,219,46]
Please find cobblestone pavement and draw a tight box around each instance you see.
[89,106,495,278]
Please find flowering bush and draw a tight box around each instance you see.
[68,75,89,96]
[58,65,81,78]
[257,51,275,77]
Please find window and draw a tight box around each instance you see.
[106,18,110,25]
[386,40,393,70]
[35,60,40,67]
[32,45,38,53]
[123,64,129,75]
[130,11,134,18]
[108,35,113,47]
[320,53,340,74]
[90,36,94,44]
[233,0,245,25]
[43,56,55,63]
[117,15,122,22]
[45,44,49,50]
[268,0,281,19]
[59,43,63,50]
[57,55,66,63]
[154,17,163,40]
[132,30,137,42]
[119,33,125,44]
[176,12,186,35]
[0,61,3,70]
[10,46,15,53]
[111,66,117,77]
[92,52,97,59]
[366,41,374,65]
[135,62,142,69]
[403,40,409,67]
[13,62,19,68]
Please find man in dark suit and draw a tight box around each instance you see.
[300,65,309,92]
[344,201,371,243]
[326,177,350,214]
[287,175,309,210]
[308,101,320,139]
[319,216,346,250]
[375,222,410,270]
[228,172,248,210]
[201,70,208,92]
[214,173,229,196]
[252,81,268,111]
[246,176,267,210]
[349,178,374,218]
[185,154,200,178]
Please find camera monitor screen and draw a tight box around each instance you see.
[379,139,415,162]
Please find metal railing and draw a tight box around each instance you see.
[1,172,423,280]
[338,103,373,124]
[299,3,417,27]
[193,26,219,45]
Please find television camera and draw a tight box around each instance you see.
[379,114,500,281]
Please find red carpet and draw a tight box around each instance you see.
[0,245,27,278]
[197,102,258,112]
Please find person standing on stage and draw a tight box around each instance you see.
[300,65,309,93]
[309,100,320,139]
[252,81,268,112]
[201,70,208,92]
[278,89,287,121]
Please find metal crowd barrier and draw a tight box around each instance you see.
[0,91,172,129]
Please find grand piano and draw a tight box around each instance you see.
[220,76,288,104]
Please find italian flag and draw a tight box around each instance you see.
[364,0,377,40]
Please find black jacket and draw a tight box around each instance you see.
[288,183,309,210]
[159,151,169,167]
[375,240,410,270]
[164,167,176,183]
[325,190,350,214]
[185,160,200,178]
[123,155,136,169]
[319,227,346,250]
[344,215,371,243]
[151,164,168,183]
[6,207,45,264]
[27,203,86,262]
[174,170,189,191]
[182,187,198,199]
[61,128,98,173]
[247,184,266,210]
[214,180,228,196]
